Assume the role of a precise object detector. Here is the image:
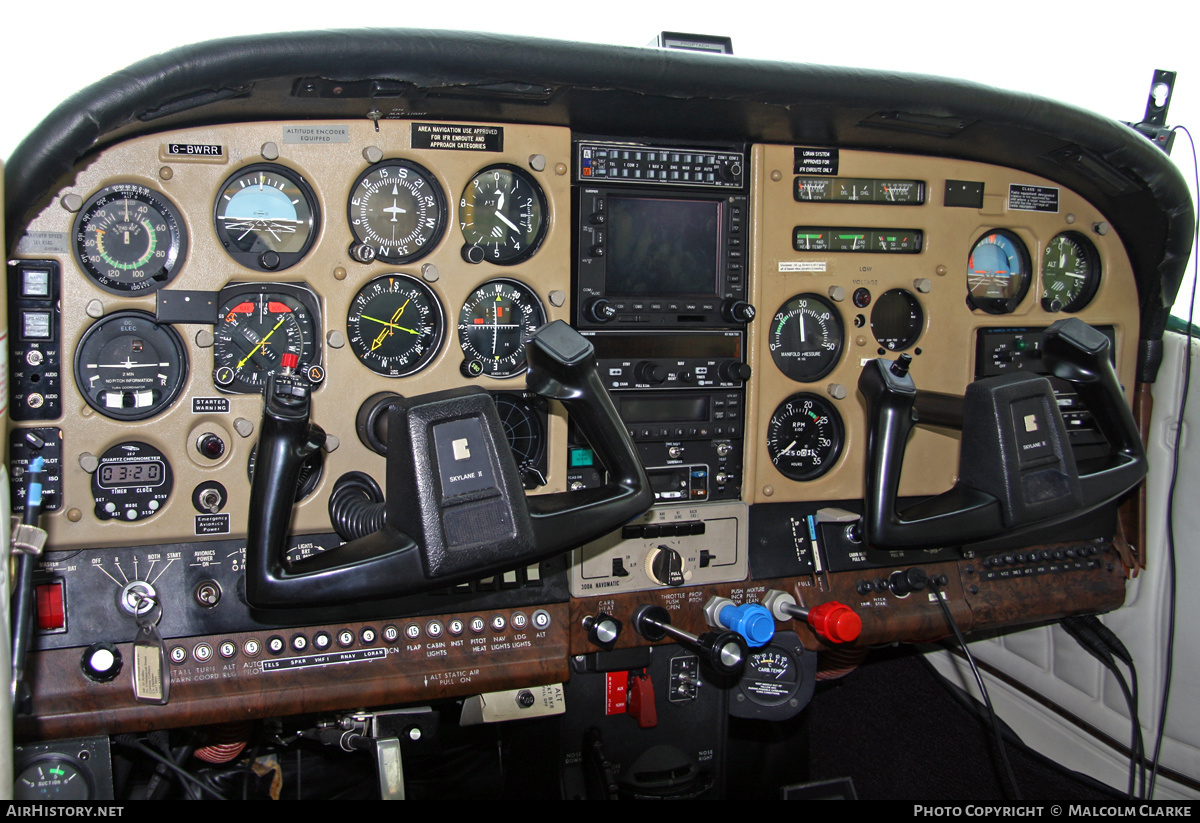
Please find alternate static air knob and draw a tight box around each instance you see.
[761,589,862,644]
[703,597,775,648]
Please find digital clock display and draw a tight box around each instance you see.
[98,462,163,488]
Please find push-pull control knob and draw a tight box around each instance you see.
[583,613,622,651]
[761,589,862,644]
[703,597,775,647]
[721,299,756,325]
[631,604,747,676]
[645,546,685,587]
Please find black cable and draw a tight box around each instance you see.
[1152,123,1197,797]
[927,578,1022,801]
[112,735,227,800]
[1060,617,1144,798]
[1078,614,1144,796]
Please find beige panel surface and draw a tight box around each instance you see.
[12,121,572,550]
[746,146,1139,505]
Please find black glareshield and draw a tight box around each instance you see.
[245,320,652,609]
[859,317,1146,551]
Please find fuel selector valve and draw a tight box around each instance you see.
[631,604,747,677]
[703,597,775,648]
[761,589,862,645]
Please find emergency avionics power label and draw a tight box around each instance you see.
[412,123,503,152]
[1008,184,1059,213]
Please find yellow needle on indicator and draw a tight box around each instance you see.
[363,299,420,350]
[237,316,287,369]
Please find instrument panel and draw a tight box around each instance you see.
[12,121,573,551]
[7,119,1142,741]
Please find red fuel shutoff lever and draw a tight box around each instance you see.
[761,589,862,644]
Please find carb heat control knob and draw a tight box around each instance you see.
[645,546,686,587]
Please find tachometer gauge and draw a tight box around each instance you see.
[1041,231,1101,313]
[74,311,188,421]
[348,160,447,264]
[213,285,320,393]
[73,183,186,295]
[458,279,546,378]
[870,289,924,351]
[768,293,844,382]
[213,164,319,271]
[967,229,1031,314]
[459,165,548,265]
[347,274,446,376]
[766,393,844,481]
